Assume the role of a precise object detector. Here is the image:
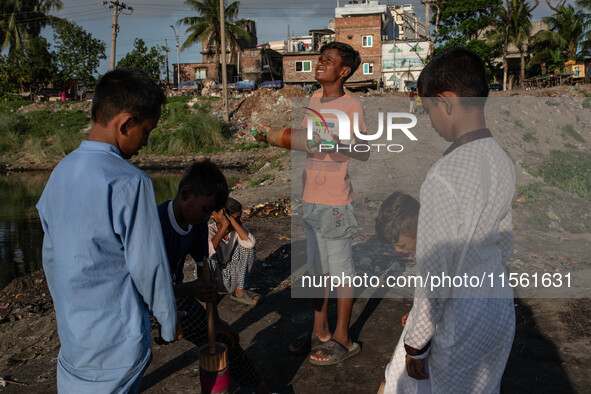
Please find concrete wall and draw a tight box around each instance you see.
[381,40,429,88]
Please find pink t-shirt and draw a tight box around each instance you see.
[301,93,367,206]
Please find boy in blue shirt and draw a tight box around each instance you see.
[37,68,179,393]
[157,159,266,393]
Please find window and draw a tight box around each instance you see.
[295,61,312,72]
[195,67,207,80]
[363,63,374,74]
[362,35,373,47]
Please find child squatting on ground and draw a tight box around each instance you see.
[375,191,419,393]
[255,41,370,365]
[36,67,180,393]
[156,160,268,393]
[381,47,516,393]
[208,197,261,305]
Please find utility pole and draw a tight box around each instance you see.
[220,0,229,122]
[165,40,170,86]
[103,1,133,70]
[170,25,180,87]
[425,1,430,40]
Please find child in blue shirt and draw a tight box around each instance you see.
[157,159,267,393]
[37,68,179,393]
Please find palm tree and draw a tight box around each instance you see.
[177,0,250,66]
[509,0,534,86]
[487,0,536,90]
[532,5,590,64]
[0,0,63,52]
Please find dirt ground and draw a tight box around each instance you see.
[1,85,591,392]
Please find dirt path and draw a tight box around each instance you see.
[1,87,591,392]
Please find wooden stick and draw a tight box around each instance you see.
[0,377,28,386]
[198,258,230,393]
[201,257,217,354]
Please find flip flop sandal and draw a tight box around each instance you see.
[288,329,328,355]
[230,289,262,305]
[308,339,361,366]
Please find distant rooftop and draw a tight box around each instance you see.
[335,0,388,18]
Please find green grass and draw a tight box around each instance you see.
[0,103,90,160]
[564,143,578,149]
[143,100,232,155]
[270,152,287,170]
[562,124,585,142]
[526,214,549,232]
[534,150,591,199]
[0,98,240,163]
[247,173,273,187]
[514,120,524,129]
[523,131,537,143]
[249,159,266,172]
[583,97,591,109]
[234,141,268,151]
[518,182,543,205]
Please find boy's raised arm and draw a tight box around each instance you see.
[115,175,178,342]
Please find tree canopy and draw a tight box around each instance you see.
[116,38,166,81]
[52,19,106,88]
[435,0,503,73]
[0,36,56,95]
[0,0,63,52]
[178,0,250,60]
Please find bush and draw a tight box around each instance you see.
[0,103,90,160]
[145,101,230,155]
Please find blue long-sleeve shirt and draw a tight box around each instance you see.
[37,141,177,392]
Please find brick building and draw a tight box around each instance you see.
[333,0,393,87]
[174,48,282,85]
[283,29,335,84]
[172,20,281,84]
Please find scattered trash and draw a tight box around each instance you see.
[0,377,27,387]
[246,197,290,218]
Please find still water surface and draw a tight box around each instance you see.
[0,170,239,290]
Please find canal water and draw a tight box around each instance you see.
[0,170,241,291]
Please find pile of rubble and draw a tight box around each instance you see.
[234,86,309,130]
[0,271,53,323]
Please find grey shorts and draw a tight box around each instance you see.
[302,202,357,277]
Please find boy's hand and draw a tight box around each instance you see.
[212,209,230,229]
[401,312,409,327]
[155,311,187,345]
[405,355,428,380]
[254,124,270,143]
[214,317,240,346]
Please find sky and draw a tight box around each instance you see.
[43,0,576,76]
